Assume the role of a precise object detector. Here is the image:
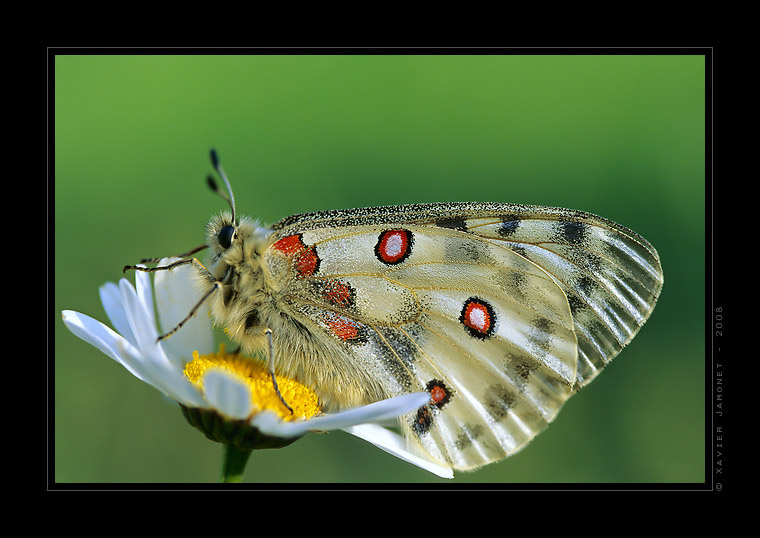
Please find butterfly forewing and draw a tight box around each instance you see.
[265,202,662,470]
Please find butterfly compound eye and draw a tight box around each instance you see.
[218,225,235,249]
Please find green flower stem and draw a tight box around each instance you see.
[221,444,253,483]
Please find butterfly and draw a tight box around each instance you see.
[127,150,663,471]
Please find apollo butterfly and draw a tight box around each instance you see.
[125,150,663,471]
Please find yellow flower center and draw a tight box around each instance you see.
[183,345,321,421]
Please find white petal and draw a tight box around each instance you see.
[99,282,137,348]
[343,423,454,479]
[202,369,253,420]
[249,411,303,438]
[64,301,210,418]
[308,392,431,429]
[119,278,163,356]
[134,349,208,409]
[253,392,431,438]
[62,310,149,384]
[134,266,157,331]
[62,309,204,407]
[154,257,215,360]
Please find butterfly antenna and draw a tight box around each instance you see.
[207,148,236,222]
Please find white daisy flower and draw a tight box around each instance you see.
[61,258,453,480]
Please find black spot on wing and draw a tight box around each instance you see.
[576,275,596,295]
[454,423,486,450]
[485,383,517,420]
[556,221,589,245]
[376,326,418,367]
[411,405,434,435]
[508,244,528,259]
[497,216,522,237]
[526,316,553,360]
[435,217,469,233]
[367,326,417,391]
[567,293,587,315]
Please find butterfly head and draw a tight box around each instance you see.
[206,210,238,260]
[203,150,273,282]
[203,150,236,258]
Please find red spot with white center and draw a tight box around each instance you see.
[425,379,451,408]
[375,229,413,265]
[466,304,488,331]
[460,297,496,339]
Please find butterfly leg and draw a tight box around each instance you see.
[265,328,294,415]
[124,257,220,343]
[130,244,208,265]
[156,281,220,343]
[123,256,209,274]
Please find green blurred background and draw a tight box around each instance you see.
[54,54,705,484]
